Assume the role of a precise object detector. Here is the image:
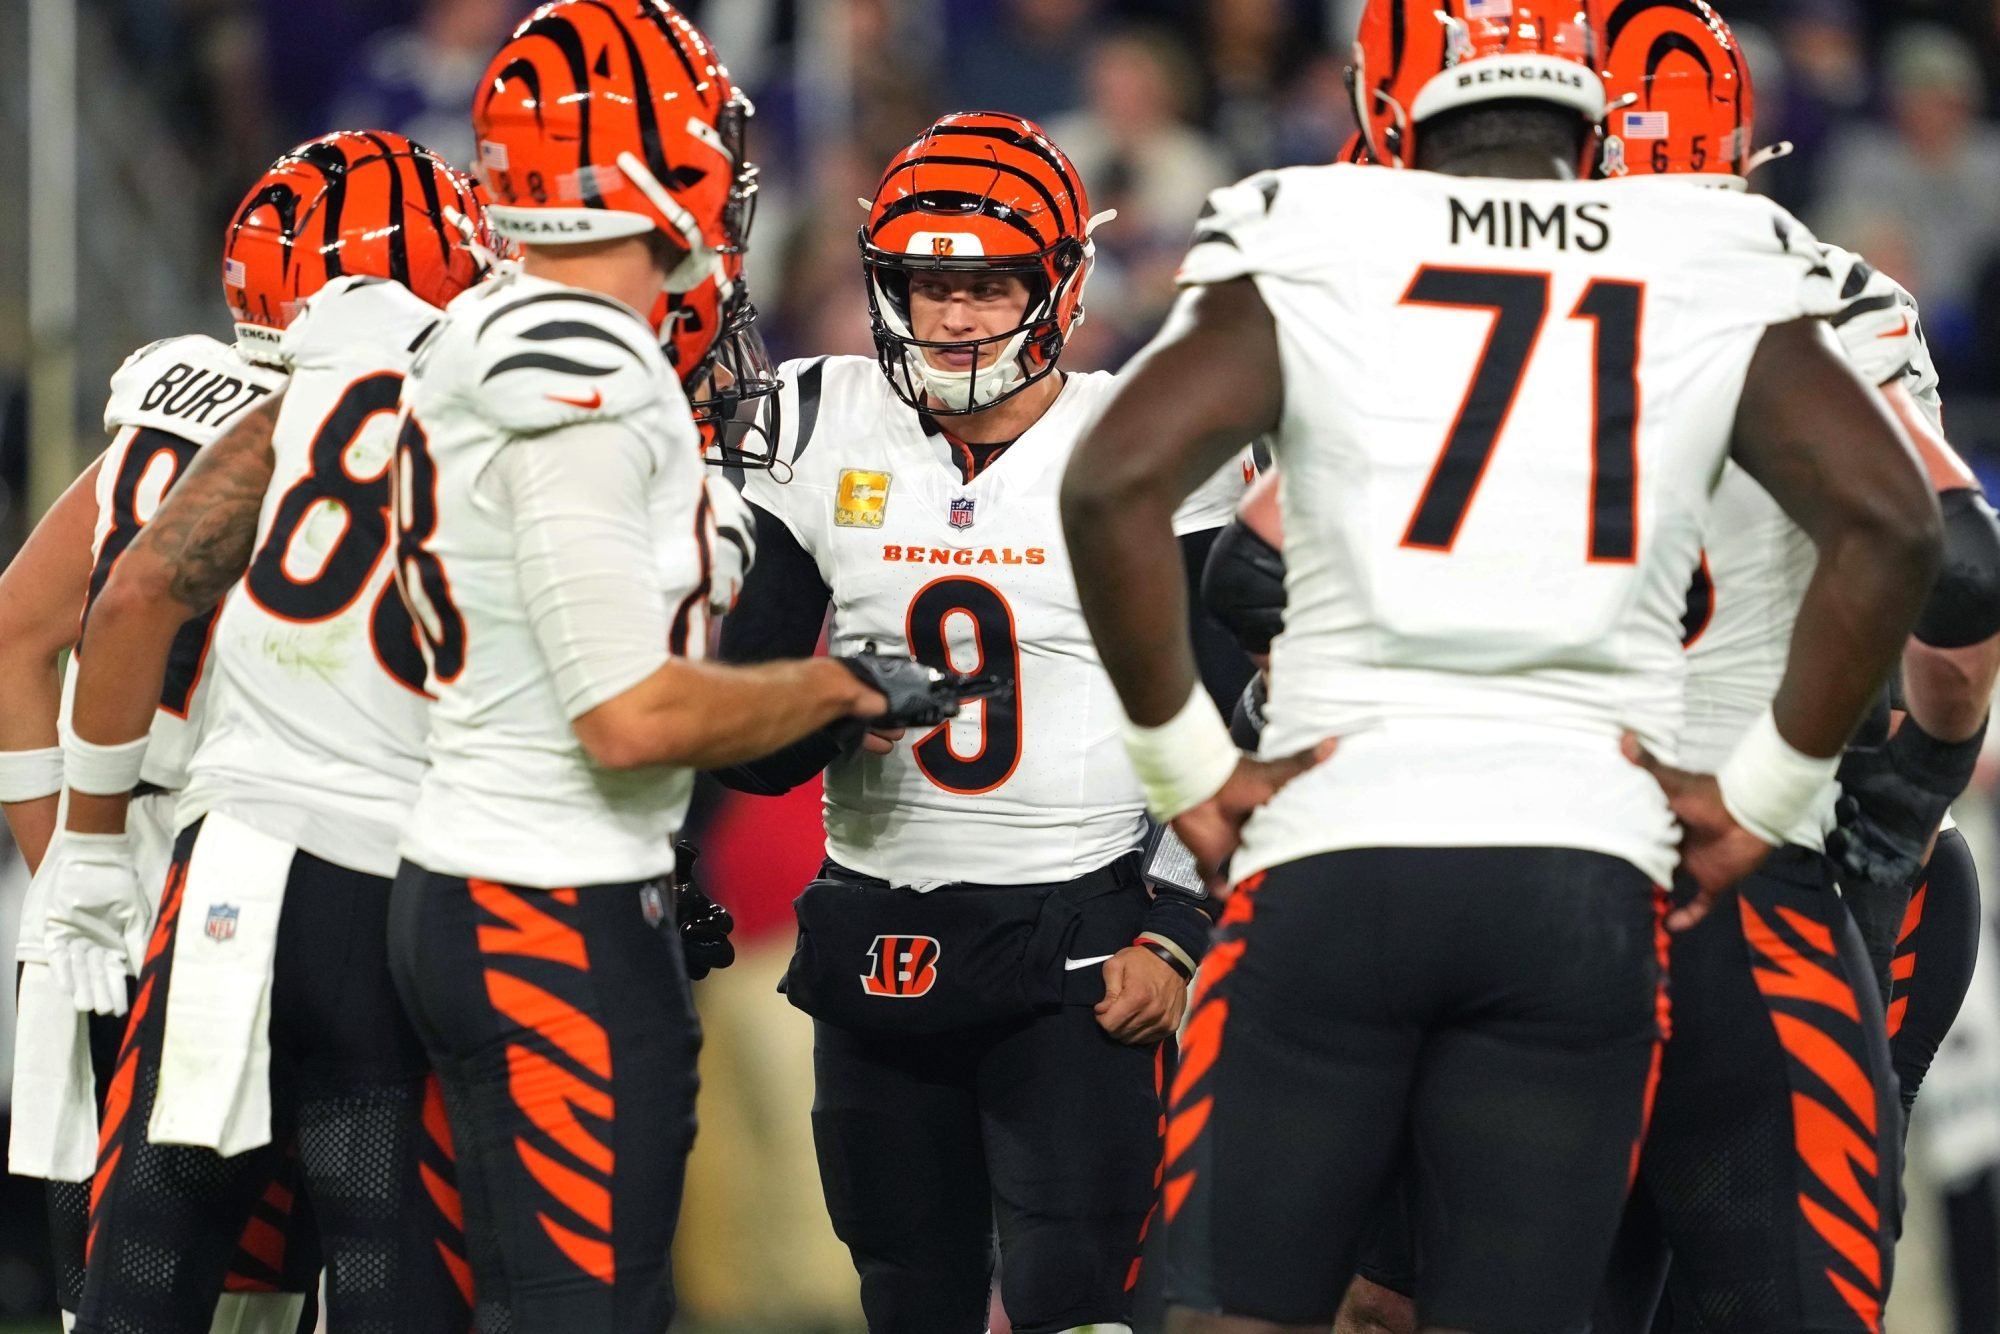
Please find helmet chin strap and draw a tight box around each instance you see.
[905,328,1032,413]
[617,150,723,295]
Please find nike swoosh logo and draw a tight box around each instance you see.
[1063,954,1114,971]
[547,388,604,409]
[1879,316,1911,340]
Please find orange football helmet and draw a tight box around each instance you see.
[472,1,756,294]
[859,111,1108,415]
[223,130,491,364]
[651,250,782,470]
[1348,0,1604,169]
[1595,0,1756,180]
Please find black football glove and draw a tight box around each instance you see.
[834,648,1010,730]
[673,841,736,981]
[1826,715,1986,1005]
[1229,672,1269,751]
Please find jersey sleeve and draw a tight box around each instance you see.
[738,356,828,556]
[102,334,286,446]
[466,289,676,438]
[1176,172,1289,288]
[1716,195,1847,327]
[1817,246,1943,427]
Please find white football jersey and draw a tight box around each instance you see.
[742,357,1147,889]
[1177,165,1841,886]
[398,271,709,888]
[177,277,441,877]
[1681,243,1944,847]
[1173,445,1263,535]
[77,334,288,790]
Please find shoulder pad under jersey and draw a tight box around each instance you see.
[1655,187,1847,327]
[103,333,287,447]
[465,281,674,436]
[1817,243,1942,420]
[1177,167,1309,288]
[280,274,443,375]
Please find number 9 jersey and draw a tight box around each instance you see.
[177,275,443,877]
[741,356,1146,889]
[1177,165,1843,887]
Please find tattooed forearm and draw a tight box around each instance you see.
[128,392,283,613]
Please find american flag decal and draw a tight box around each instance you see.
[1621,111,1671,140]
[223,259,247,287]
[1464,0,1511,18]
[949,497,976,530]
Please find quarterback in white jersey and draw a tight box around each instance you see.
[381,10,969,1330]
[52,132,488,1334]
[1059,2,1940,1330]
[713,111,1197,1334]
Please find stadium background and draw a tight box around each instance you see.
[1,0,1999,1329]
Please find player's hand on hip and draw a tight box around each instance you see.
[1622,732,1774,932]
[1171,741,1337,893]
[1096,945,1187,1045]
[41,831,149,1017]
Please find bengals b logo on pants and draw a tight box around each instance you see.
[862,935,941,997]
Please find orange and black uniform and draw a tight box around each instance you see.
[78,823,467,1334]
[387,865,698,1333]
[1595,850,1900,1334]
[1888,827,1981,1115]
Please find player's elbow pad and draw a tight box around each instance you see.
[708,726,849,796]
[1914,489,2000,649]
[1200,521,1287,657]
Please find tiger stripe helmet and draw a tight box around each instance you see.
[859,111,1108,416]
[472,0,757,299]
[650,248,783,470]
[1596,0,1756,181]
[1348,0,1605,169]
[222,130,491,364]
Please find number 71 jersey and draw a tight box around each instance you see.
[178,276,440,878]
[1179,165,1843,886]
[741,357,1146,889]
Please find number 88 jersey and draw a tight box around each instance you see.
[178,276,441,878]
[742,356,1147,890]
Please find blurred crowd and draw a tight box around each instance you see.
[82,0,2000,453]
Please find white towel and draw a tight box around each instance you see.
[147,813,293,1155]
[7,958,99,1180]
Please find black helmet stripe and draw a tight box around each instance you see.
[355,132,413,289]
[922,123,1084,231]
[877,155,1067,243]
[628,2,716,109]
[295,139,352,278]
[866,190,1045,248]
[484,58,545,132]
[230,184,304,279]
[1644,31,1713,93]
[516,14,601,206]
[578,0,675,187]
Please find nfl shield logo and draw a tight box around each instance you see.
[949,497,976,530]
[205,903,239,943]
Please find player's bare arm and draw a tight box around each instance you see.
[64,392,282,837]
[571,655,891,771]
[1062,279,1330,886]
[0,459,102,867]
[1635,318,1940,925]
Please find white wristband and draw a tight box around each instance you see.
[1121,682,1242,821]
[1715,706,1841,847]
[59,725,150,797]
[0,746,65,802]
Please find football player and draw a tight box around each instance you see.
[49,131,489,1334]
[1058,2,1941,1332]
[1585,5,2000,1330]
[380,6,981,1329]
[710,112,1216,1334]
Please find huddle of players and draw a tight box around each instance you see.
[1,2,1995,1334]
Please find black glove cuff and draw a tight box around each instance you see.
[1887,713,1987,798]
[1229,673,1268,752]
[1140,894,1217,972]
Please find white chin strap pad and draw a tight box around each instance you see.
[908,328,1030,410]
